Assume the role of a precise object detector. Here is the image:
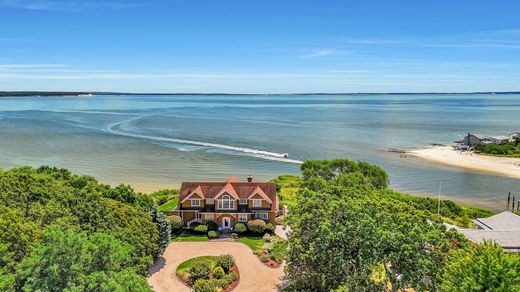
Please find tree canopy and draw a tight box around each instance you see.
[0,166,170,291]
[285,158,517,291]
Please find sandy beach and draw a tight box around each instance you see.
[408,146,520,179]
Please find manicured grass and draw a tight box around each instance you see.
[171,232,208,242]
[158,197,178,211]
[236,235,264,253]
[176,256,218,274]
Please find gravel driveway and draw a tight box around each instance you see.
[148,241,287,292]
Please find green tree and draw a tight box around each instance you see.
[16,226,151,291]
[442,241,520,291]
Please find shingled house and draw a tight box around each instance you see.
[173,176,280,230]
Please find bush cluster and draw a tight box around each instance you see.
[206,221,218,231]
[207,230,218,239]
[216,254,235,273]
[233,223,247,233]
[247,219,267,233]
[193,224,208,234]
[167,215,182,232]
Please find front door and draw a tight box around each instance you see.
[222,217,231,229]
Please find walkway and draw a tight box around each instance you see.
[148,241,287,292]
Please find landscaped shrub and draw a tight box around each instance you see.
[206,221,218,231]
[275,216,284,225]
[190,221,201,228]
[266,223,275,233]
[207,230,218,239]
[230,233,238,239]
[223,272,237,285]
[188,261,211,284]
[192,279,216,292]
[263,233,272,242]
[167,215,183,232]
[216,254,235,273]
[212,266,225,279]
[193,224,208,234]
[247,219,266,233]
[233,223,247,234]
[260,255,270,262]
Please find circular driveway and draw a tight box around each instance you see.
[148,241,286,292]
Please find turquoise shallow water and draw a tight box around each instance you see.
[0,94,519,210]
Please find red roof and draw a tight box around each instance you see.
[179,179,278,211]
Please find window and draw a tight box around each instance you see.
[256,213,268,220]
[238,214,248,222]
[239,198,247,205]
[218,195,235,209]
[205,213,214,220]
[252,199,262,208]
[191,199,201,207]
[207,198,214,205]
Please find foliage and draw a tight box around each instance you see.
[193,224,208,234]
[188,261,211,284]
[441,241,520,291]
[167,215,183,232]
[16,226,151,291]
[247,219,267,233]
[212,266,225,279]
[265,222,275,233]
[207,230,218,239]
[192,279,216,292]
[150,207,171,257]
[300,159,389,189]
[287,188,466,291]
[206,221,218,231]
[230,233,238,239]
[216,255,235,273]
[233,223,247,233]
[0,166,164,290]
[475,139,520,157]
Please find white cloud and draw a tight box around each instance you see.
[299,49,350,59]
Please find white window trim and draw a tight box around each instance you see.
[256,213,268,220]
[252,199,262,208]
[217,195,235,210]
[238,214,248,222]
[191,199,201,207]
[239,198,247,205]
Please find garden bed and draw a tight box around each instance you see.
[235,233,286,268]
[176,255,239,291]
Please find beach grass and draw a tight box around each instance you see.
[158,197,178,211]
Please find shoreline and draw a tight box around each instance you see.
[407,145,520,179]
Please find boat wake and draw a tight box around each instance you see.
[105,116,303,164]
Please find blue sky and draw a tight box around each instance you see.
[0,0,519,93]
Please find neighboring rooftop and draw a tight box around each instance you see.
[460,230,520,252]
[475,211,520,231]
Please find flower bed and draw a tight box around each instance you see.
[176,255,239,291]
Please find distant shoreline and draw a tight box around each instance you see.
[1,91,520,97]
[407,145,520,179]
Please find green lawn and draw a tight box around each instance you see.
[176,256,218,273]
[158,197,178,211]
[171,232,208,242]
[236,235,264,253]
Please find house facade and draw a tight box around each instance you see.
[173,176,279,230]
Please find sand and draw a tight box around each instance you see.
[408,146,520,179]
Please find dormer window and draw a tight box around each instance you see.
[252,199,262,207]
[218,195,235,209]
[239,198,247,205]
[191,199,201,207]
